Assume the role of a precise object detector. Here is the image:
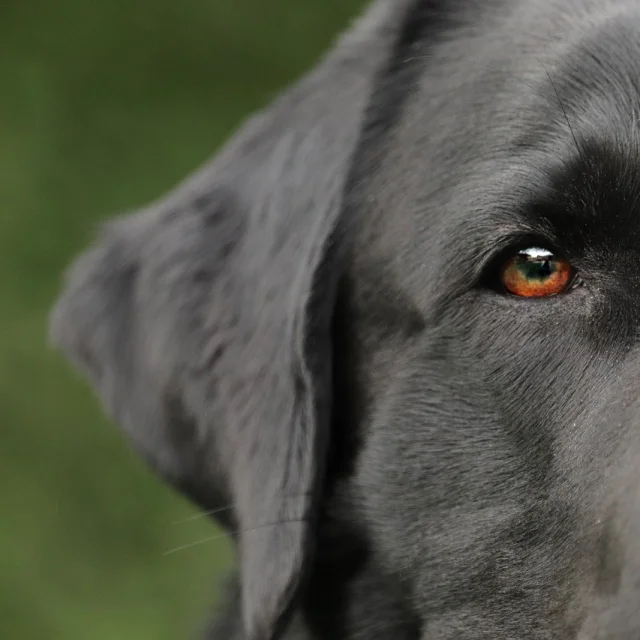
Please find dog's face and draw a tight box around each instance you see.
[50,1,640,639]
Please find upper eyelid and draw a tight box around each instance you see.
[472,233,560,280]
[447,208,556,260]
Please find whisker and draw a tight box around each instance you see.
[171,505,234,525]
[170,491,314,525]
[163,518,308,556]
[164,534,224,555]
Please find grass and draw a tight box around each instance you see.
[0,1,364,637]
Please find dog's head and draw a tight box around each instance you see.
[50,1,640,638]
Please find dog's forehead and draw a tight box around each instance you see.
[413,9,639,151]
[348,1,640,312]
[390,8,640,187]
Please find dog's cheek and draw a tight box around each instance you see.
[351,351,530,581]
[344,310,639,635]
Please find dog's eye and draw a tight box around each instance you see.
[500,247,575,298]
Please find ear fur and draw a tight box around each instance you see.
[49,1,411,638]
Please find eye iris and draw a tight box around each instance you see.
[501,248,573,297]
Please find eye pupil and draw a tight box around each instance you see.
[539,260,551,277]
[518,256,552,280]
[500,247,574,298]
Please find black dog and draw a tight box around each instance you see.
[50,0,640,638]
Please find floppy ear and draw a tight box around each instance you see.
[49,1,410,638]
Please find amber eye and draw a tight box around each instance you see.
[500,247,574,298]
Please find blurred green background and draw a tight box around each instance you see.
[0,1,364,637]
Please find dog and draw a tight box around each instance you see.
[50,0,640,638]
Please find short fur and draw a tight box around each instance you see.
[50,0,640,638]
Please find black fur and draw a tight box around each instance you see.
[50,1,640,638]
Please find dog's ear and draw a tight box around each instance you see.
[49,2,410,639]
